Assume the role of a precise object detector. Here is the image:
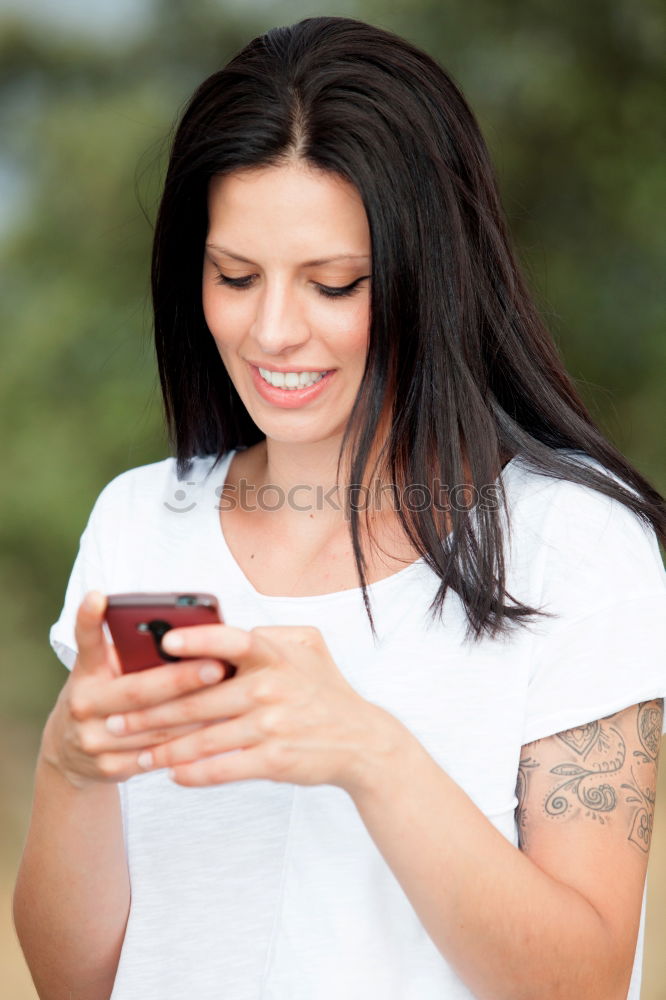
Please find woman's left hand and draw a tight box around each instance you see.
[106,623,403,793]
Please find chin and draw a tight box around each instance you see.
[261,427,345,446]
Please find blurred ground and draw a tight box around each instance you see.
[3,717,665,998]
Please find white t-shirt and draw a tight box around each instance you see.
[49,448,666,1000]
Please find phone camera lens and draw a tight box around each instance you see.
[147,619,180,661]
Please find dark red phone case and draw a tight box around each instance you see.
[104,592,230,674]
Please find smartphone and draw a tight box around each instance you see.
[104,592,235,677]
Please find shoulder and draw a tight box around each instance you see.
[517,458,666,746]
[506,450,633,516]
[498,452,666,648]
[507,452,661,571]
[88,453,224,525]
[96,452,223,499]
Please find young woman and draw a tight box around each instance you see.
[14,15,666,1000]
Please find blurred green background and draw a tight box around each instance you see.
[2,0,664,996]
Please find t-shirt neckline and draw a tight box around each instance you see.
[203,448,520,605]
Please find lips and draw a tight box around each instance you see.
[248,362,335,409]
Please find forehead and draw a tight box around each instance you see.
[206,164,370,263]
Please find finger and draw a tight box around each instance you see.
[69,658,227,721]
[80,719,209,757]
[107,669,261,736]
[148,713,261,770]
[160,622,288,670]
[168,744,270,787]
[73,591,118,675]
[76,741,217,785]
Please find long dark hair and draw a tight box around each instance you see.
[151,15,665,643]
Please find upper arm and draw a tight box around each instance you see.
[515,699,663,975]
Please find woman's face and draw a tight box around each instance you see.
[202,162,372,447]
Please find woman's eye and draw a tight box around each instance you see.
[215,273,255,290]
[317,277,370,299]
[214,273,370,299]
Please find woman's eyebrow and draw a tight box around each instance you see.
[205,243,370,267]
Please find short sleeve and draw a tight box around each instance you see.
[49,488,109,671]
[522,474,666,745]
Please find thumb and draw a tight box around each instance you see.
[73,590,121,677]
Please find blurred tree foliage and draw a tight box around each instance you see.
[1,0,664,721]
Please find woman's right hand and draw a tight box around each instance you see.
[41,590,228,790]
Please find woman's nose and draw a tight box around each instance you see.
[250,279,312,355]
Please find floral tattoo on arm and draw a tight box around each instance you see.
[515,699,663,854]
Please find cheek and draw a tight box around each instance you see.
[343,309,370,364]
[320,299,369,358]
[202,287,242,347]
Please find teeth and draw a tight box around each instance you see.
[258,368,328,390]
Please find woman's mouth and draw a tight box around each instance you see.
[248,363,336,408]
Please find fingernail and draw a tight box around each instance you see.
[162,631,183,651]
[137,751,153,769]
[106,715,125,734]
[200,663,223,683]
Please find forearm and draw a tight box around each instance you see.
[350,712,625,1000]
[13,745,130,1000]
